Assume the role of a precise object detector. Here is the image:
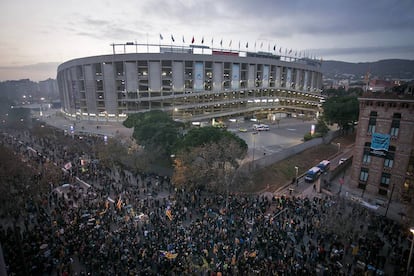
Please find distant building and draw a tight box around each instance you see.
[38,78,59,100]
[368,79,394,92]
[350,92,414,205]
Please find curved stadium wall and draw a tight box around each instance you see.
[57,47,324,122]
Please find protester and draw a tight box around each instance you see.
[0,126,411,275]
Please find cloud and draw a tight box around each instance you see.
[0,62,59,82]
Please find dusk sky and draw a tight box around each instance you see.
[0,0,413,81]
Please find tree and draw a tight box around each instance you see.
[174,126,247,153]
[315,118,330,136]
[322,96,359,131]
[172,127,247,192]
[123,110,184,159]
[95,138,128,169]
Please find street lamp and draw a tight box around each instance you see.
[407,227,414,276]
[294,166,298,186]
[384,182,396,217]
[251,132,257,170]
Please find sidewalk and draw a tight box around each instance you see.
[37,109,133,139]
[271,164,410,225]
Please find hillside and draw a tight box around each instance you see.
[321,59,414,80]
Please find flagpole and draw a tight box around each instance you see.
[146,33,149,53]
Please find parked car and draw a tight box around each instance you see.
[304,166,322,182]
[317,160,331,172]
[339,158,347,165]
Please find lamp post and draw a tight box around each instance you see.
[407,227,414,276]
[294,166,298,186]
[384,182,396,217]
[251,132,257,170]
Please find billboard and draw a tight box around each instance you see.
[370,132,390,158]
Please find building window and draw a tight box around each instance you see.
[363,142,371,164]
[384,155,394,168]
[367,111,377,134]
[95,63,102,76]
[380,173,391,188]
[359,168,369,182]
[96,80,103,91]
[115,62,124,76]
[363,151,371,164]
[390,113,401,137]
[116,80,125,91]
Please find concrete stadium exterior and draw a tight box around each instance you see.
[57,44,324,122]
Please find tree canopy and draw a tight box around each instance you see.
[123,111,248,191]
[322,96,359,130]
[123,110,184,157]
[172,126,247,192]
[174,126,247,154]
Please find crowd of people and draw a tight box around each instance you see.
[0,124,413,275]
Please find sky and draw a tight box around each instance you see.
[0,0,413,81]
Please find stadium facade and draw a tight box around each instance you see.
[57,44,324,122]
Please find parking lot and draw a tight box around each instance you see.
[226,117,317,161]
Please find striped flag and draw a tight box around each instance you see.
[160,250,178,259]
[116,196,122,210]
[166,209,173,220]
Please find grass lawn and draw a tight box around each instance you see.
[238,133,356,193]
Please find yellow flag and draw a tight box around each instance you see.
[166,209,173,221]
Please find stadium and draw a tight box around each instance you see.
[57,42,324,122]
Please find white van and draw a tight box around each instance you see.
[253,124,269,131]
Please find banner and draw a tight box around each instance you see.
[231,64,240,90]
[194,62,204,91]
[262,65,269,88]
[371,132,390,151]
[370,132,390,158]
[286,68,292,88]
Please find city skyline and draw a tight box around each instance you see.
[0,0,413,81]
